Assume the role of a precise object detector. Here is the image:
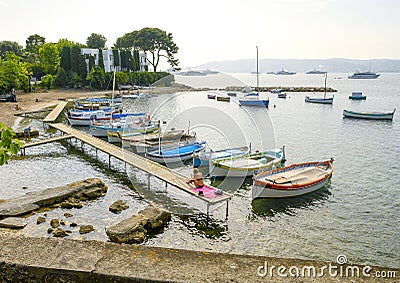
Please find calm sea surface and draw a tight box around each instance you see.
[1,72,399,268]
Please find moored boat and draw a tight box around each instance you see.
[207,94,216,99]
[349,92,366,100]
[252,159,334,199]
[145,141,206,163]
[348,71,380,79]
[277,92,287,99]
[305,72,334,104]
[193,146,249,168]
[209,148,285,178]
[343,109,395,120]
[216,96,230,102]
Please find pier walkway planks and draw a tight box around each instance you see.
[50,123,231,205]
[21,134,74,153]
[43,101,68,123]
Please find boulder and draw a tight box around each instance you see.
[64,213,73,218]
[36,216,46,224]
[50,218,60,228]
[106,205,171,244]
[79,225,95,234]
[109,200,129,214]
[0,217,27,229]
[52,228,70,238]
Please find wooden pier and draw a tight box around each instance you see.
[43,101,68,123]
[20,134,74,155]
[49,123,231,209]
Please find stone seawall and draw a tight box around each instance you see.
[0,233,397,282]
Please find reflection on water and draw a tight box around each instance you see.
[251,186,332,218]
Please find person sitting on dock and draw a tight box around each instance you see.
[187,168,204,188]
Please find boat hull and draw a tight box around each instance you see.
[239,99,269,107]
[343,109,395,120]
[145,142,206,164]
[305,96,333,104]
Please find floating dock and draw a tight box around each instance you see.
[49,123,231,214]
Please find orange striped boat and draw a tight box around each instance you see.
[252,158,334,199]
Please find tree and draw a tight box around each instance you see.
[60,46,71,74]
[86,66,105,89]
[40,74,54,90]
[116,27,179,72]
[87,33,107,49]
[39,43,60,75]
[25,34,45,54]
[0,41,23,59]
[55,67,67,87]
[70,45,81,74]
[0,53,31,94]
[0,122,22,165]
[112,48,120,68]
[98,49,104,70]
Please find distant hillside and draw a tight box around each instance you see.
[195,58,400,73]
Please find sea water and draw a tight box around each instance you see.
[0,72,398,268]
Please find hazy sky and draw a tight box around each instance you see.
[1,0,399,70]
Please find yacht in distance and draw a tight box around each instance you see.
[348,71,380,79]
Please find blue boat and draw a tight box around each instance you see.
[146,141,206,163]
[193,146,249,167]
[239,97,269,107]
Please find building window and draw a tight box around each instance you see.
[94,54,97,60]
[110,55,113,61]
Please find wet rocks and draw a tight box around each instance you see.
[109,200,129,214]
[79,225,95,235]
[106,205,171,244]
[36,216,46,224]
[52,228,70,238]
[50,218,60,228]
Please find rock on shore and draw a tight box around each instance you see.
[106,205,171,244]
[0,178,108,218]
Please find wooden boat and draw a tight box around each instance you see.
[145,141,206,163]
[207,94,216,99]
[15,128,39,138]
[193,146,249,168]
[121,130,196,153]
[343,109,396,120]
[216,96,230,102]
[209,148,285,177]
[305,73,334,104]
[349,92,366,100]
[65,109,114,126]
[252,159,334,199]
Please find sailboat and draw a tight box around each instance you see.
[305,72,334,104]
[239,46,269,107]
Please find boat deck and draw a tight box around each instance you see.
[50,123,230,205]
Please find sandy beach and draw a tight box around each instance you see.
[0,89,111,129]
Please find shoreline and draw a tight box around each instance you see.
[0,89,111,129]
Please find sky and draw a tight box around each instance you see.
[1,0,400,70]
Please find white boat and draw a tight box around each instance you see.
[349,92,366,100]
[343,109,396,120]
[252,159,334,199]
[145,141,206,163]
[239,46,269,108]
[348,71,380,79]
[209,148,285,178]
[275,69,296,75]
[193,146,249,167]
[305,72,334,104]
[65,109,113,126]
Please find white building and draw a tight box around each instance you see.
[81,48,148,73]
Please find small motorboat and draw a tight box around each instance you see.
[277,92,287,99]
[227,92,237,97]
[349,92,366,100]
[343,109,395,120]
[252,159,334,199]
[207,94,216,99]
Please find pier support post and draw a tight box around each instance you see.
[225,201,229,220]
[108,155,111,168]
[147,173,151,188]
